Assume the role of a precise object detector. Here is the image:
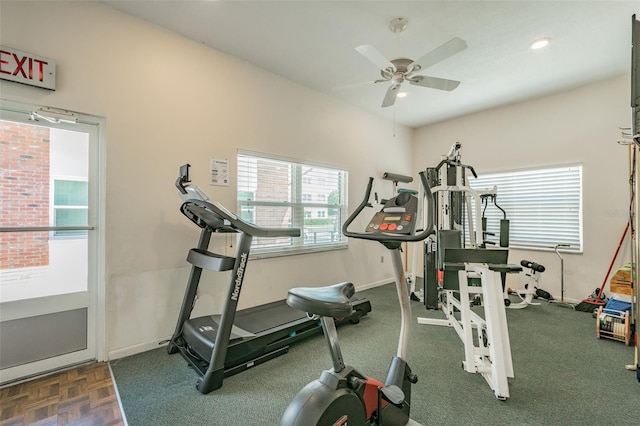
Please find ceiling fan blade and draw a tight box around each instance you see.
[381,83,402,108]
[356,45,395,71]
[409,37,467,72]
[410,75,461,91]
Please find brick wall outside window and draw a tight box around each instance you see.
[255,160,291,227]
[0,121,50,269]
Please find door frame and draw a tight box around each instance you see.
[0,99,106,384]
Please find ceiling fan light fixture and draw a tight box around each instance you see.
[397,91,408,98]
[529,37,551,50]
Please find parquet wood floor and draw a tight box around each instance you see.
[0,362,125,426]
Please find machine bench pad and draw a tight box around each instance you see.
[443,263,522,273]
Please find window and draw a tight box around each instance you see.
[237,151,348,256]
[53,179,88,236]
[237,190,255,222]
[467,164,582,251]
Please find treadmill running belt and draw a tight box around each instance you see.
[233,300,309,335]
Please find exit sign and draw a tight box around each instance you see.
[0,46,56,90]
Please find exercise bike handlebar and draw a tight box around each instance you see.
[342,171,435,243]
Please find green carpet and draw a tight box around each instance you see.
[110,284,638,425]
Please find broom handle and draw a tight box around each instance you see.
[598,221,630,295]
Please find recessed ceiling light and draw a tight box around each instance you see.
[529,37,551,50]
[397,91,408,98]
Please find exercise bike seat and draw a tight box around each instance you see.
[286,282,355,318]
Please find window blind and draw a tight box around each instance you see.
[467,164,583,251]
[237,151,348,256]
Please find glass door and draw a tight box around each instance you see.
[0,101,103,384]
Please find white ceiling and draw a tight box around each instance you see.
[103,1,640,128]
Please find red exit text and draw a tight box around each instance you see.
[0,46,56,90]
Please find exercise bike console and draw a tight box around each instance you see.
[344,173,434,245]
[365,192,418,235]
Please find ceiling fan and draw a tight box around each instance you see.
[355,18,468,108]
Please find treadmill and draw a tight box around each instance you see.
[167,164,372,394]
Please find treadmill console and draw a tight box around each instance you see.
[366,192,418,235]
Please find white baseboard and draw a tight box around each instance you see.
[356,278,393,291]
[108,338,170,360]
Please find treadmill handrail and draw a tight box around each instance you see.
[342,171,435,243]
[183,198,301,239]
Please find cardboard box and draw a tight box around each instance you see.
[610,279,633,296]
[610,264,634,296]
[613,264,634,279]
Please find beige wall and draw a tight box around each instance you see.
[0,1,413,358]
[2,1,634,361]
[413,75,632,301]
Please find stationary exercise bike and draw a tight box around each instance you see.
[280,173,435,426]
[503,260,546,309]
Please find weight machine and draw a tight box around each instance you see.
[416,143,521,400]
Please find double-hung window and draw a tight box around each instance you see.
[237,151,348,257]
[467,164,583,252]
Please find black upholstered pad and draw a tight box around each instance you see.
[443,263,522,273]
[286,282,355,318]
